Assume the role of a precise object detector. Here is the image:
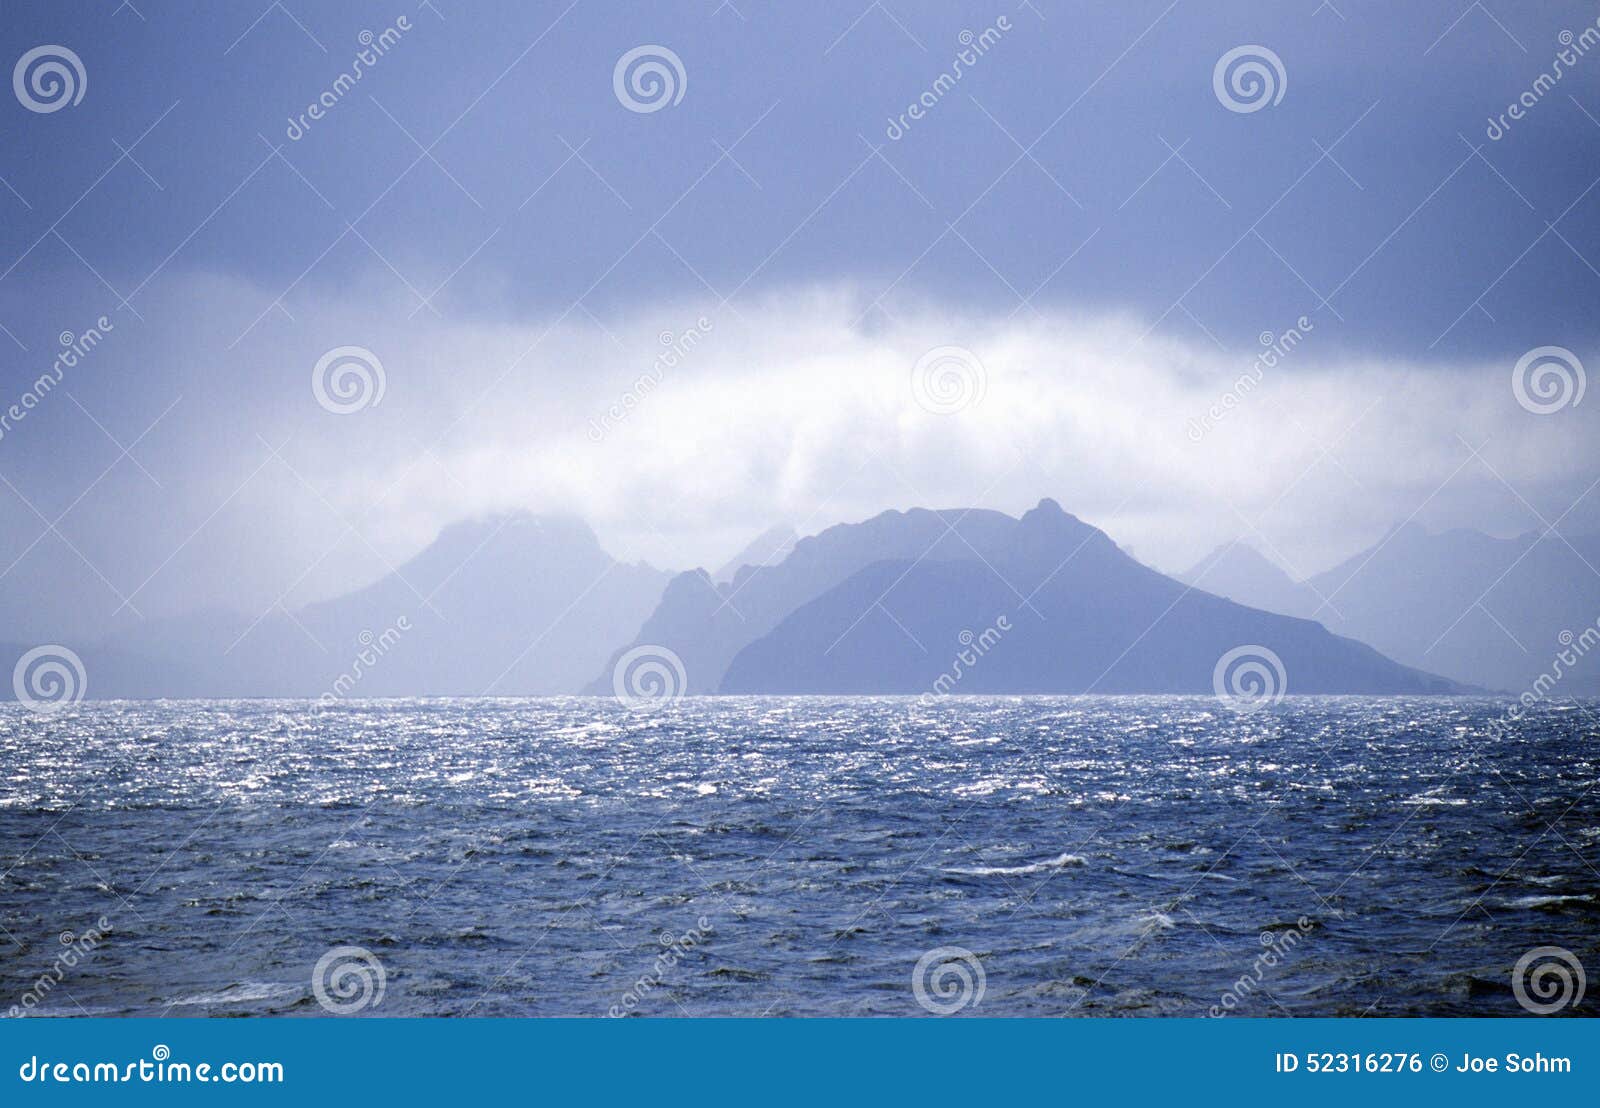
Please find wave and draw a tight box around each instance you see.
[946,852,1086,877]
[166,982,301,1006]
[1500,893,1594,909]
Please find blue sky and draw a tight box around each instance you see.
[2,0,1599,635]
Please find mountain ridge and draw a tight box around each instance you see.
[718,499,1459,695]
[1175,524,1600,693]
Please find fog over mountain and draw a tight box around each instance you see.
[1182,542,1320,621]
[13,486,1600,699]
[32,514,673,699]
[713,525,798,584]
[1182,526,1600,694]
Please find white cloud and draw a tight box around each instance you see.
[23,273,1596,623]
[308,283,1589,583]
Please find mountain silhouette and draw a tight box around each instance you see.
[1305,524,1600,693]
[76,513,671,698]
[1181,541,1320,619]
[719,500,1457,694]
[713,524,798,584]
[590,498,1455,696]
[586,506,1021,694]
[1179,525,1600,693]
[8,503,1529,700]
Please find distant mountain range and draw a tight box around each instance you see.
[11,498,1592,700]
[1182,524,1600,694]
[610,498,1455,696]
[8,514,671,700]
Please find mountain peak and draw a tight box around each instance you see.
[1186,540,1292,582]
[714,524,799,584]
[1016,497,1099,549]
[432,509,596,548]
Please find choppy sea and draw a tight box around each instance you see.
[1,697,1595,1017]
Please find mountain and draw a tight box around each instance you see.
[72,513,673,698]
[1178,524,1600,694]
[14,503,1569,700]
[587,507,1021,694]
[611,498,1458,696]
[1180,542,1319,619]
[713,524,798,584]
[1302,524,1600,694]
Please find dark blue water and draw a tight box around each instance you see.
[1,697,1595,1017]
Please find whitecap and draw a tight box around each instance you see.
[167,982,300,1006]
[1501,893,1594,909]
[945,852,1086,876]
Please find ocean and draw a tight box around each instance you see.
[1,696,1594,1017]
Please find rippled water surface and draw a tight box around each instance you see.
[1,697,1596,1017]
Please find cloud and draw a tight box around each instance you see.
[6,272,1594,632]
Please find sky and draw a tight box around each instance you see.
[2,0,1599,639]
